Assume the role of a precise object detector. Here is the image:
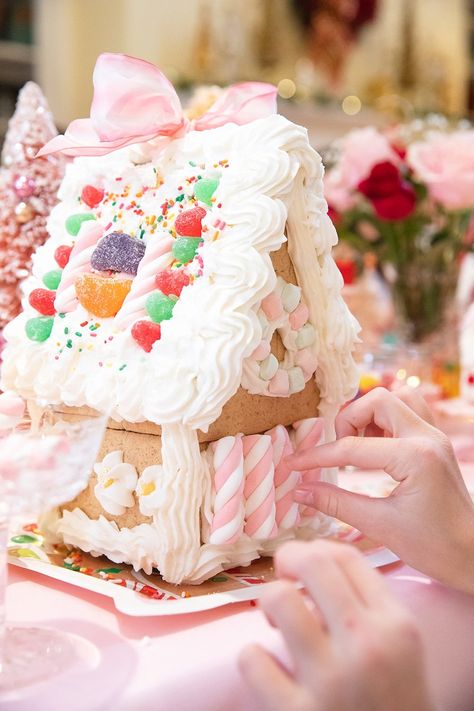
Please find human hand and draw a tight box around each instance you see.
[288,388,474,593]
[239,540,434,711]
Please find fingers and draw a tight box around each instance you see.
[259,581,328,679]
[275,541,366,636]
[294,481,392,544]
[287,436,406,480]
[335,388,428,440]
[393,385,435,426]
[239,643,299,711]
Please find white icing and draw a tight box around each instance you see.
[93,451,138,516]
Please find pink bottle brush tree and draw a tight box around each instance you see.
[0,81,66,329]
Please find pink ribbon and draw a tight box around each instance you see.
[38,53,278,158]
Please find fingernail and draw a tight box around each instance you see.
[294,488,312,502]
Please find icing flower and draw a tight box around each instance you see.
[407,130,474,210]
[94,450,138,516]
[136,465,163,517]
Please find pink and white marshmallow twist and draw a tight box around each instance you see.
[266,424,299,529]
[114,235,173,329]
[242,434,277,540]
[54,221,104,313]
[209,435,245,545]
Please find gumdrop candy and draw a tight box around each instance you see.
[155,268,190,297]
[194,177,219,206]
[175,206,206,237]
[42,269,62,290]
[65,213,96,237]
[131,320,161,352]
[29,288,56,316]
[145,292,177,323]
[81,185,104,208]
[75,273,132,318]
[90,232,145,275]
[172,237,200,264]
[25,316,54,342]
[54,245,73,268]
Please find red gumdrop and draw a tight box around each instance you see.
[54,244,73,268]
[29,288,56,316]
[131,320,161,352]
[174,206,206,237]
[81,185,104,208]
[155,268,190,297]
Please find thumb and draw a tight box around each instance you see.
[295,482,392,542]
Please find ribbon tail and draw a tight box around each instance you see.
[194,82,278,131]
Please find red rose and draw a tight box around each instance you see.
[357,161,416,221]
[327,204,341,225]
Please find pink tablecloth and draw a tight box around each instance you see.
[5,461,474,711]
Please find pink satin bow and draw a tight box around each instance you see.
[38,53,278,158]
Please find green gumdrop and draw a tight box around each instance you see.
[172,237,200,264]
[43,269,62,290]
[11,534,39,544]
[65,213,96,236]
[145,292,177,323]
[25,316,54,342]
[194,177,219,206]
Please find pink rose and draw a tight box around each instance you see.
[324,127,399,211]
[407,130,474,211]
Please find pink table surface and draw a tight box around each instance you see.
[4,446,474,711]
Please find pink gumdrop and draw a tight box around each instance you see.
[295,348,318,378]
[269,369,290,395]
[261,292,283,321]
[289,302,309,331]
[250,340,271,361]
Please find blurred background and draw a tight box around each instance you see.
[0,0,471,143]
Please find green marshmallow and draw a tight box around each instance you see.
[42,269,62,290]
[172,237,200,264]
[194,177,219,206]
[145,292,177,323]
[65,213,96,236]
[25,316,54,342]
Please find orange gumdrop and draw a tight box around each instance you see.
[75,273,132,318]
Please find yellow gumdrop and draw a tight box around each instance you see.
[75,273,132,318]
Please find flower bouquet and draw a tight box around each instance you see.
[324,121,474,342]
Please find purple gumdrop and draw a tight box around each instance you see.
[90,232,146,275]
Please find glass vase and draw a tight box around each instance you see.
[389,241,460,345]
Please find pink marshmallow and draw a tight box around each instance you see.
[250,340,271,361]
[261,292,284,321]
[268,369,290,395]
[289,302,309,330]
[295,348,318,378]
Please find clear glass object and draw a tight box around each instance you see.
[0,407,107,696]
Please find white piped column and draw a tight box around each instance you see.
[153,424,205,583]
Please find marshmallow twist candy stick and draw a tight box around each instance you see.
[291,417,324,521]
[114,235,174,329]
[243,434,277,539]
[209,435,245,545]
[54,222,104,313]
[266,424,299,529]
